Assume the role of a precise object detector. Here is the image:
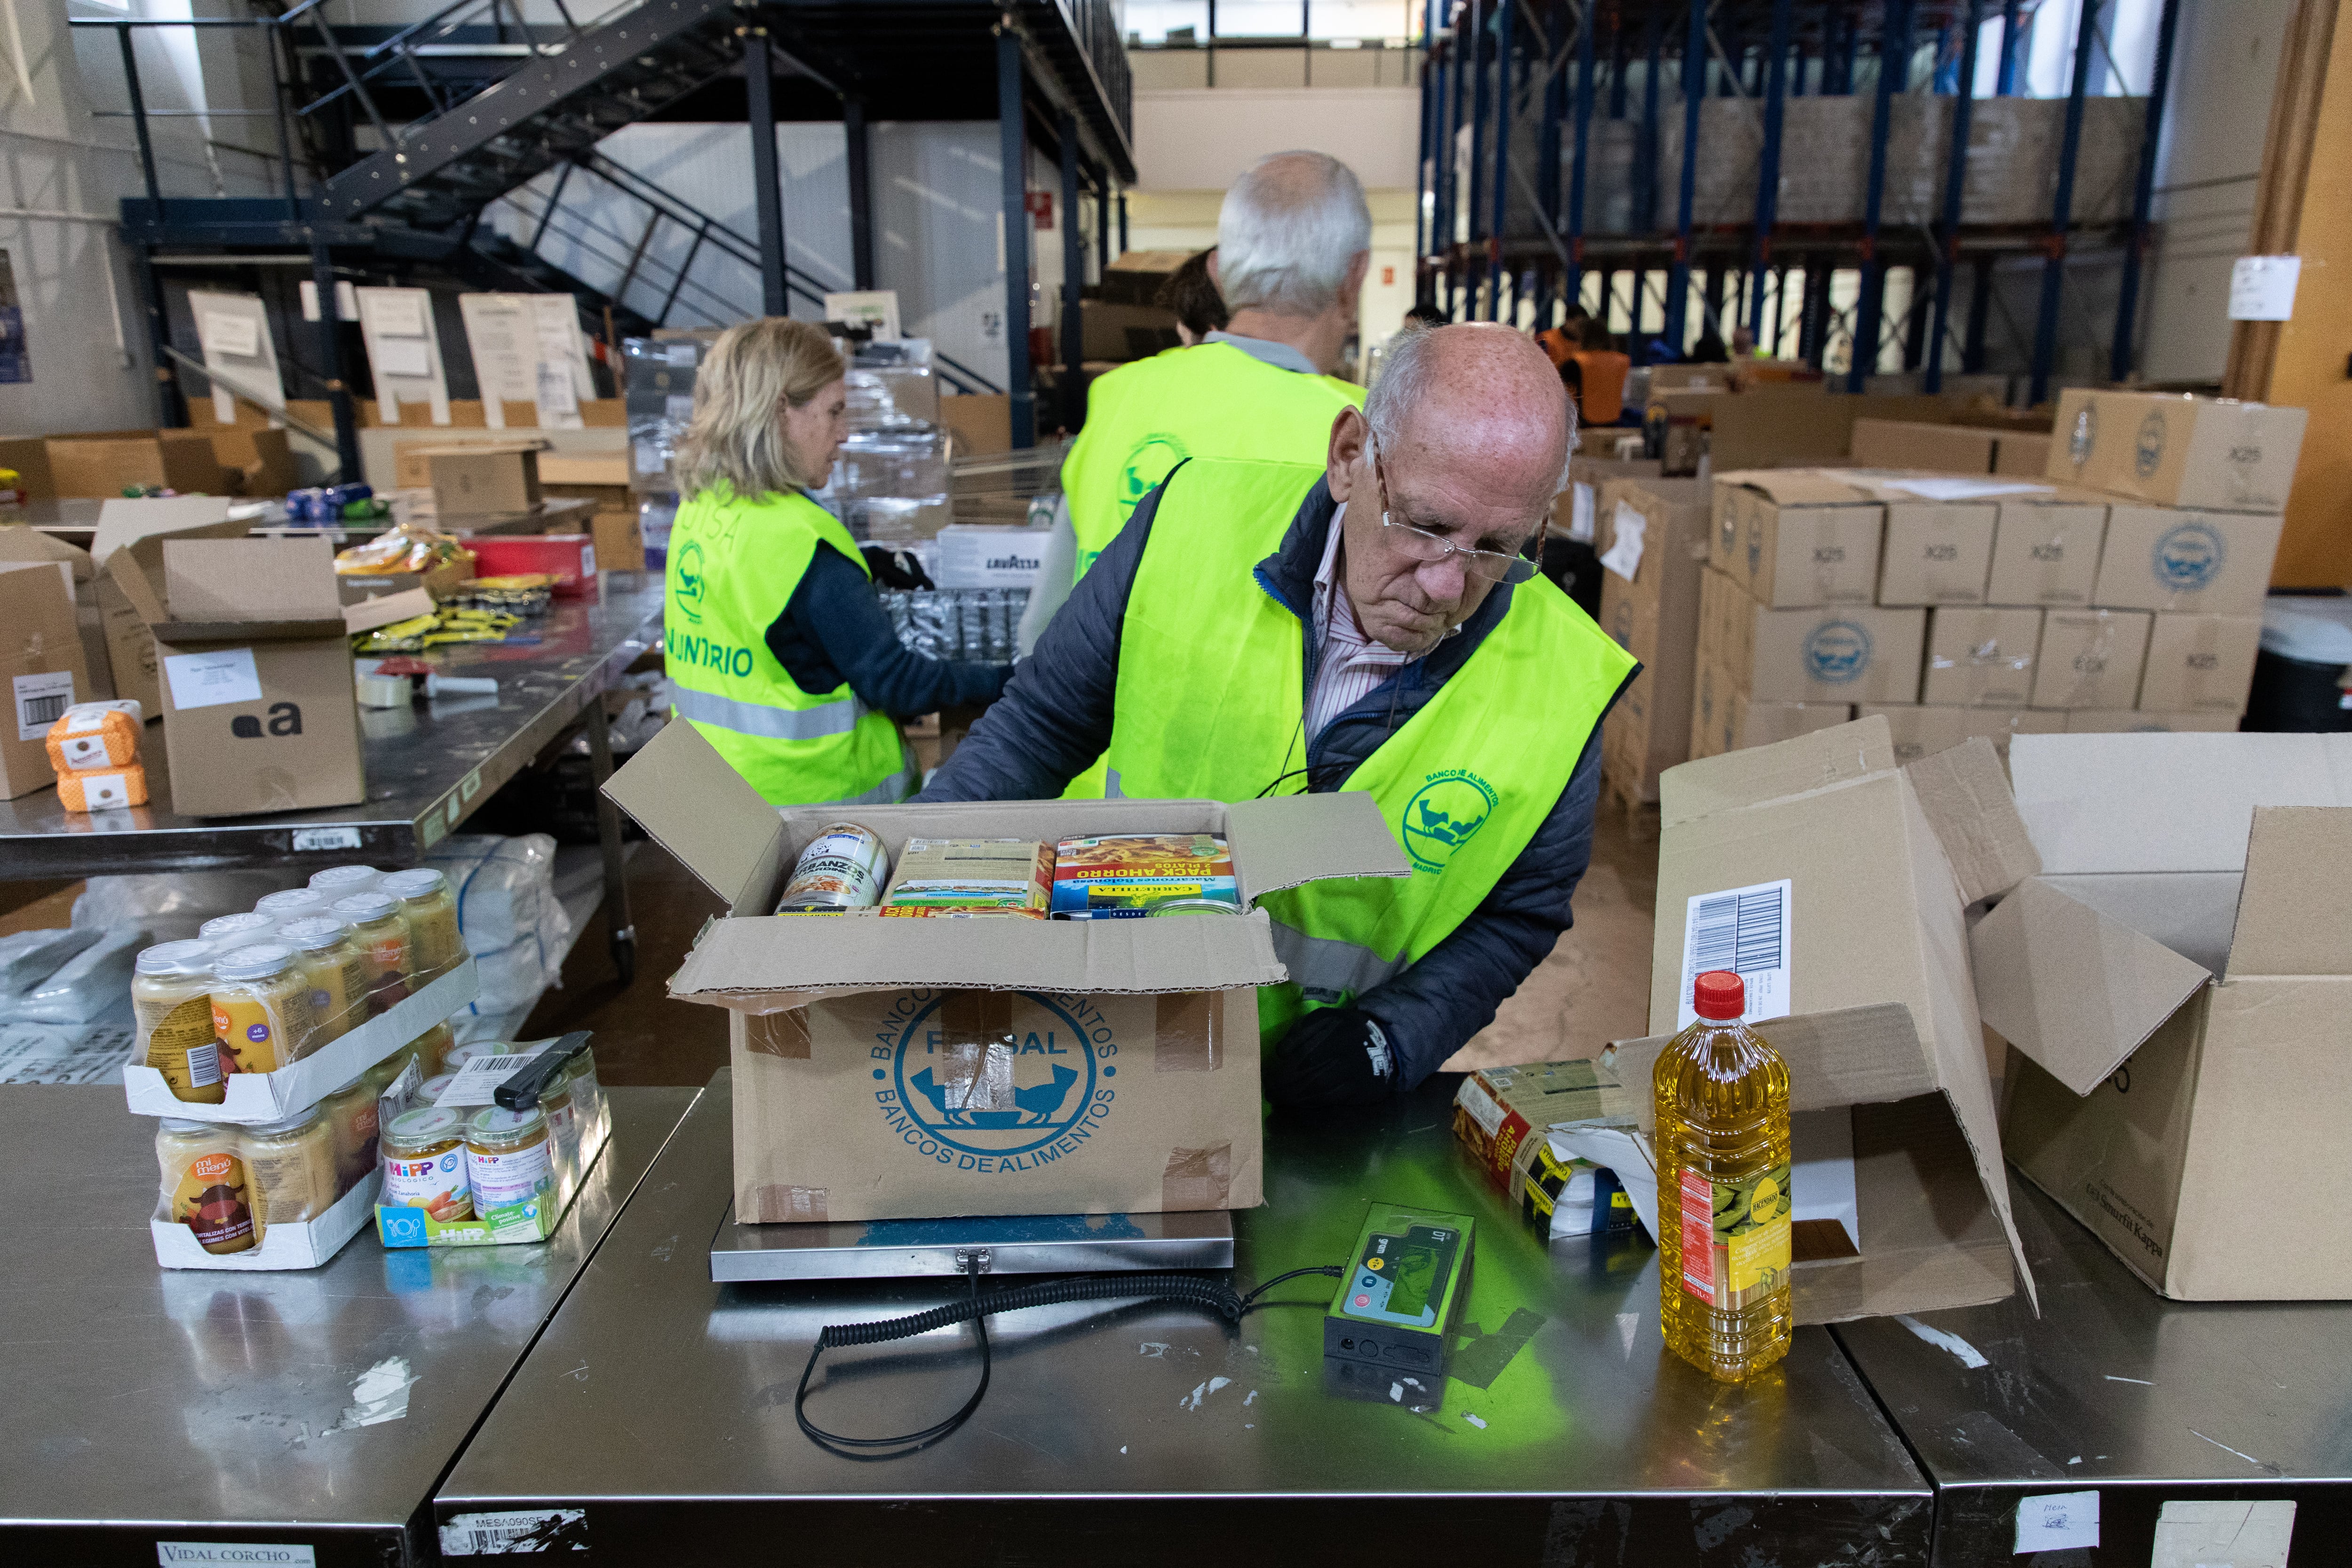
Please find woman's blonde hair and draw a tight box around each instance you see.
[673,317,844,498]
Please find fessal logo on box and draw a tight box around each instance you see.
[2153,520,2226,592]
[2069,404,2098,468]
[1803,620,1874,684]
[873,991,1115,1170]
[2135,409,2168,479]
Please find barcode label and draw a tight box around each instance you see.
[438,1509,588,1554]
[1678,878,1793,1029]
[14,671,74,740]
[292,827,362,852]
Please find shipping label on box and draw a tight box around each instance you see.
[1743,604,1926,705]
[2136,613,2260,714]
[1876,502,1997,606]
[1923,606,2043,708]
[1986,496,2107,606]
[2048,388,2307,513]
[2031,610,2152,710]
[2091,506,2282,615]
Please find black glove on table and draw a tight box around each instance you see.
[1263,1005,1398,1109]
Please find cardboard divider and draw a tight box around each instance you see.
[153,1168,382,1272]
[123,960,479,1123]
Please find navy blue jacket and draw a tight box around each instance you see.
[767,546,1008,720]
[919,472,1618,1088]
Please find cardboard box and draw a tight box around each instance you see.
[0,436,57,501]
[0,526,109,701]
[1858,703,2064,764]
[1994,430,2052,477]
[87,498,256,716]
[2031,609,2152,710]
[1710,470,1885,607]
[1986,733,2352,1297]
[939,393,1013,457]
[46,430,230,499]
[1620,719,2036,1322]
[2063,709,2241,733]
[1707,390,1949,474]
[1718,598,1927,706]
[472,533,598,597]
[1985,492,2108,606]
[106,535,366,817]
[2090,505,2283,615]
[209,426,299,497]
[2046,389,2308,514]
[1922,606,2043,707]
[1689,659,1853,759]
[585,510,646,574]
[601,720,1409,1226]
[1596,477,1708,802]
[0,563,91,798]
[934,524,1052,589]
[1081,300,1181,361]
[1096,249,1193,307]
[1560,454,1663,544]
[409,442,544,518]
[2135,613,2260,713]
[1849,419,1996,475]
[538,449,632,514]
[1876,499,1998,606]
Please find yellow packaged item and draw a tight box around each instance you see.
[45,699,143,772]
[56,764,148,812]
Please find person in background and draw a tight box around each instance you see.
[664,317,1007,807]
[1405,303,1449,328]
[923,324,1635,1108]
[1157,247,1228,345]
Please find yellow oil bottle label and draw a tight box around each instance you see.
[1679,1161,1792,1309]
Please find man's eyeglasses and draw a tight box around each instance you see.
[1369,442,1542,585]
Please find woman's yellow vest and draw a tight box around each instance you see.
[1100,458,1636,1046]
[663,484,914,807]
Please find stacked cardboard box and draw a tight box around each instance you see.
[1596,476,1708,803]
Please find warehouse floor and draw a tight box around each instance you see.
[514,803,1663,1087]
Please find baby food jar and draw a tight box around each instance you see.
[308,864,382,896]
[157,1119,258,1255]
[444,1040,523,1077]
[379,868,462,982]
[198,911,276,951]
[135,940,223,1104]
[275,916,366,1055]
[331,891,412,1012]
[241,1108,339,1232]
[381,1106,473,1222]
[318,1074,383,1196]
[254,888,329,923]
[410,1020,460,1076]
[417,1072,458,1105]
[209,943,308,1075]
[464,1106,553,1215]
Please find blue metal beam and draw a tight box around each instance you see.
[2112,0,2183,382]
[2030,0,2104,406]
[1414,0,1435,279]
[1849,0,1914,391]
[997,27,1034,448]
[1637,10,1661,236]
[1747,0,1795,335]
[1924,0,1984,393]
[1059,111,1084,430]
[1468,0,1490,318]
[1996,0,2023,95]
[1566,2,1597,313]
[1490,0,1513,321]
[742,30,787,318]
[1663,0,1705,357]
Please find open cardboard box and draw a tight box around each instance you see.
[1615,718,2042,1323]
[603,720,1409,1225]
[1983,732,2352,1299]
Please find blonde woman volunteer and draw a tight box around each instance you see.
[665,318,1008,806]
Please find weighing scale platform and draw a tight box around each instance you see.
[710,1202,1236,1281]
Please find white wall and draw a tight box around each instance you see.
[1132,87,1421,191]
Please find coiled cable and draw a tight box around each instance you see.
[795,1263,1343,1458]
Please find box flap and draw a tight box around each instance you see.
[1660,714,1898,828]
[601,716,785,908]
[1970,876,2212,1093]
[87,496,237,569]
[1224,791,1410,905]
[672,909,1286,1011]
[2225,806,2352,977]
[1901,738,2039,905]
[1713,469,1875,506]
[2008,733,2352,873]
[102,541,169,625]
[164,538,343,621]
[1607,1003,1938,1133]
[0,525,93,583]
[343,586,437,636]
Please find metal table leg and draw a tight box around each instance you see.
[584,696,636,987]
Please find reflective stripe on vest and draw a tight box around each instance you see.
[663,484,914,807]
[1101,456,1636,1051]
[1061,342,1363,583]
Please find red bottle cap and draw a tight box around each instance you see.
[1692,970,1745,1021]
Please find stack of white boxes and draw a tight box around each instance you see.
[1689,390,2306,766]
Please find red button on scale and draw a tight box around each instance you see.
[1353,1294,1370,1307]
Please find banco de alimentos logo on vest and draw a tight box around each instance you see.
[1120,434,1188,516]
[672,539,706,623]
[872,991,1119,1170]
[1403,770,1497,873]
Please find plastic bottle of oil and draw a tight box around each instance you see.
[1655,969,1793,1382]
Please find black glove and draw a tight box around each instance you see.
[1264,1006,1398,1109]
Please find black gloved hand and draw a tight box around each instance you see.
[1263,1005,1398,1109]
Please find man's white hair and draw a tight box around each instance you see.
[1216,151,1372,317]
[1366,323,1579,495]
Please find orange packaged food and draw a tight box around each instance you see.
[44,699,143,772]
[57,764,148,812]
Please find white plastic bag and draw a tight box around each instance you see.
[73,872,303,943]
[11,926,149,1024]
[424,834,572,958]
[0,927,100,992]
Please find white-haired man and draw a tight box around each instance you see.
[924,325,1636,1109]
[1060,150,1372,585]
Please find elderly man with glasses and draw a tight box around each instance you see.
[918,324,1637,1108]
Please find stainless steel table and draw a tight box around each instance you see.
[1836,1180,2352,1567]
[0,573,658,979]
[0,1082,699,1567]
[436,1070,1932,1564]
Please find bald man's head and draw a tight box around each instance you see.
[1364,324,1574,516]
